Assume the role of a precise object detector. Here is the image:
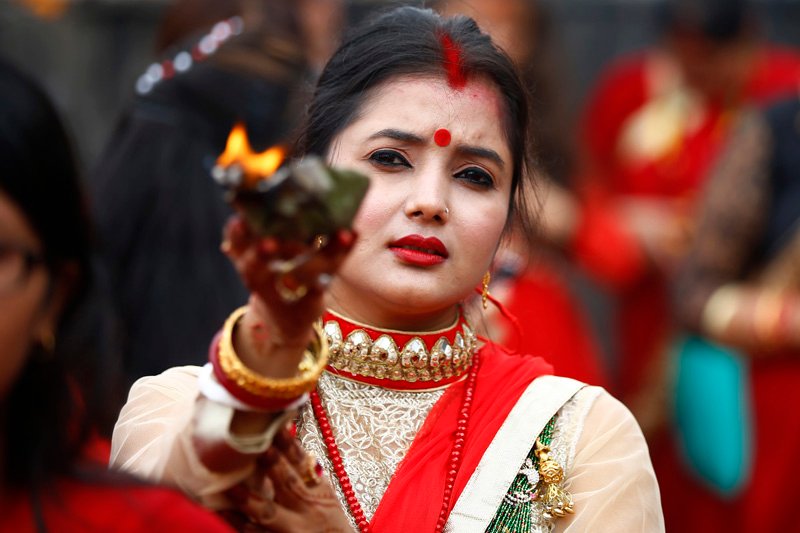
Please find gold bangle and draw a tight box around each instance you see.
[218,306,329,399]
[701,285,741,337]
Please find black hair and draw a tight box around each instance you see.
[91,10,307,384]
[0,59,115,488]
[659,0,753,43]
[295,6,534,233]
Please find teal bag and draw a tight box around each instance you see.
[673,335,753,497]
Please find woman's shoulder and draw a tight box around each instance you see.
[570,385,639,428]
[136,364,204,382]
[128,365,203,398]
[117,365,203,428]
[556,384,648,464]
[549,381,639,438]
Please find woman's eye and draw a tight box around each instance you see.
[368,150,411,169]
[455,167,495,188]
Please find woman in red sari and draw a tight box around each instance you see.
[111,7,662,531]
[668,97,800,532]
[0,59,230,532]
[574,0,800,414]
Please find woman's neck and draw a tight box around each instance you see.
[324,297,460,333]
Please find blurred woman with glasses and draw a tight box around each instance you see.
[0,59,232,532]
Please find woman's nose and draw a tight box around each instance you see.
[403,170,450,223]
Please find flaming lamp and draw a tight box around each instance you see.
[212,124,369,243]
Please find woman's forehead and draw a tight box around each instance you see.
[351,75,508,149]
[367,74,503,113]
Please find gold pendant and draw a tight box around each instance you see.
[534,439,575,519]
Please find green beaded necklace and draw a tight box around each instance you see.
[486,415,570,532]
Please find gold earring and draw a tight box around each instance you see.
[481,271,491,310]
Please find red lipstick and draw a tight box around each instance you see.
[389,234,449,266]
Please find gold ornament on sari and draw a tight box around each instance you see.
[534,439,574,520]
[486,415,574,532]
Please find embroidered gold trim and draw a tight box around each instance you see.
[321,317,478,383]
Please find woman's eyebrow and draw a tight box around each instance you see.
[457,145,505,168]
[367,129,505,168]
[367,128,425,144]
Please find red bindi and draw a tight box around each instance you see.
[434,128,451,147]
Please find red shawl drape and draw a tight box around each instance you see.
[369,342,553,531]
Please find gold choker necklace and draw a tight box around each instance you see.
[321,310,478,386]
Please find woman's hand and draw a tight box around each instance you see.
[220,426,354,532]
[222,216,355,378]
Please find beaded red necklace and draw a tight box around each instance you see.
[310,345,481,532]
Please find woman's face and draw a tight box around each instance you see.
[326,75,513,329]
[0,191,50,398]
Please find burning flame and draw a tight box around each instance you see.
[217,123,285,184]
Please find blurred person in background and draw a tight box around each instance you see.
[668,95,800,532]
[567,0,800,529]
[91,0,344,388]
[437,0,608,388]
[0,58,231,532]
[570,0,800,430]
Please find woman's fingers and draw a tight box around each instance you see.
[223,432,353,532]
[223,470,304,533]
[273,426,323,487]
[222,215,254,255]
[285,229,358,295]
[222,219,360,348]
[262,230,357,307]
[262,448,310,511]
[260,442,354,531]
[262,441,333,507]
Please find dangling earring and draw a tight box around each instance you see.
[314,234,328,250]
[481,271,491,310]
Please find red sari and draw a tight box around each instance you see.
[369,341,553,532]
[1,475,232,532]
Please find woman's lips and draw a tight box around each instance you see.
[389,234,449,266]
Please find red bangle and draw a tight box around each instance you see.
[208,332,307,411]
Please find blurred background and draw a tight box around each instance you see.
[2,0,798,166]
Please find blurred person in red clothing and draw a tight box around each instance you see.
[570,0,800,427]
[0,59,231,532]
[569,1,800,530]
[669,95,800,532]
